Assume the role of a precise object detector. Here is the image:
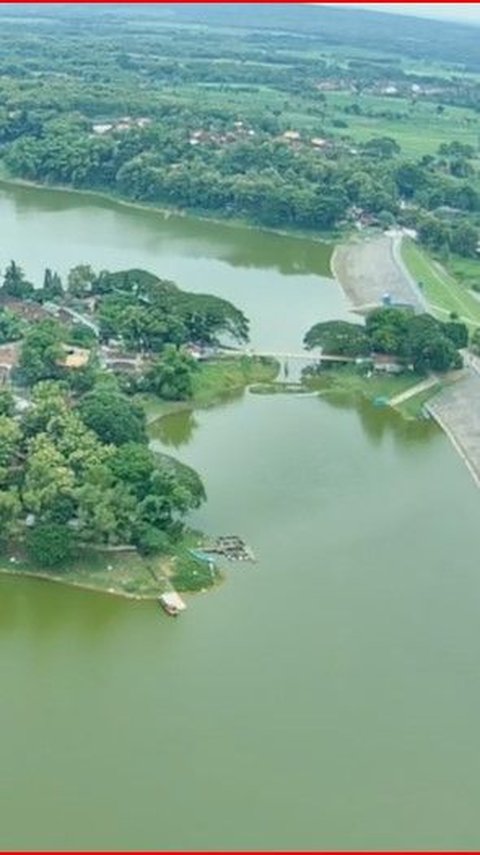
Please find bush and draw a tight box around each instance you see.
[27,523,73,568]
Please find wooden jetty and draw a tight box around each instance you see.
[158,591,187,617]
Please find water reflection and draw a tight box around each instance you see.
[149,388,247,448]
[0,180,332,277]
[319,393,440,447]
[150,409,199,448]
[0,574,144,645]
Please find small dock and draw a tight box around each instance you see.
[158,591,187,617]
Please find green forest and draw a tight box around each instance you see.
[0,3,480,266]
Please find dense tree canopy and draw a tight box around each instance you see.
[304,307,466,373]
[0,382,205,564]
[141,346,196,401]
[303,320,371,356]
[77,388,147,446]
[95,268,249,350]
[19,320,64,385]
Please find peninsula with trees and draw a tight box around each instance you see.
[0,260,276,597]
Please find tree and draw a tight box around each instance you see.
[0,390,14,418]
[394,162,427,199]
[365,307,412,355]
[444,320,468,349]
[417,215,451,253]
[2,260,34,299]
[406,314,459,373]
[67,264,97,298]
[141,345,195,400]
[303,320,370,356]
[77,389,146,445]
[0,415,21,474]
[179,292,249,345]
[470,327,480,355]
[449,222,478,258]
[19,319,64,385]
[0,308,23,343]
[361,137,401,159]
[26,523,73,568]
[42,268,64,300]
[109,442,155,500]
[22,434,76,518]
[0,489,22,544]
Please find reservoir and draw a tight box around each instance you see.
[1,182,480,850]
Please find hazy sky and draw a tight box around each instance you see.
[325,3,480,25]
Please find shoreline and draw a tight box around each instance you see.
[331,231,426,314]
[0,173,340,260]
[0,360,277,601]
[333,231,480,489]
[0,565,157,601]
[142,355,280,423]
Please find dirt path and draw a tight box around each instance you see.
[332,232,427,313]
[388,375,439,407]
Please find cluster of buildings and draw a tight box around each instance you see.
[315,78,449,100]
[189,121,256,147]
[92,116,152,135]
[280,129,333,150]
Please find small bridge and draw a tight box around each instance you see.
[219,349,357,363]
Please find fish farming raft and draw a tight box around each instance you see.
[190,535,256,564]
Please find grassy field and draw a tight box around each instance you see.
[401,237,480,327]
[306,366,443,418]
[165,73,480,160]
[324,92,480,158]
[444,255,480,293]
[140,356,279,424]
[307,366,423,401]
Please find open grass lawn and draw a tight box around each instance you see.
[306,366,423,400]
[324,92,479,157]
[444,255,480,293]
[307,366,442,418]
[401,237,480,327]
[139,356,279,425]
[191,356,278,405]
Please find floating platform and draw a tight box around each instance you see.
[158,591,187,617]
[195,535,256,563]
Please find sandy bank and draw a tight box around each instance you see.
[332,232,427,313]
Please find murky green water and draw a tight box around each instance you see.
[1,183,480,851]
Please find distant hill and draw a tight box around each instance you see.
[3,3,480,70]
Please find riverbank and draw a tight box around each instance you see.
[333,230,480,485]
[0,171,341,255]
[331,231,426,313]
[0,529,222,601]
[0,358,276,600]
[140,356,279,424]
[304,366,442,419]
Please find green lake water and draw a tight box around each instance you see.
[1,183,480,851]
